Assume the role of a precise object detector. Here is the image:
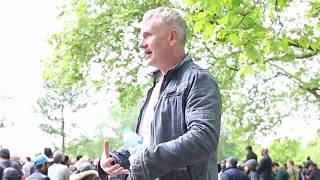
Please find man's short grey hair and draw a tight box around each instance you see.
[141,7,187,45]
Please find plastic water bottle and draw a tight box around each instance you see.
[122,127,142,155]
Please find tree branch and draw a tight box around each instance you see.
[304,87,320,100]
[202,41,219,59]
[267,61,320,101]
[288,41,317,52]
[265,51,318,63]
[295,52,318,59]
[267,61,304,84]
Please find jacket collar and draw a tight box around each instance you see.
[148,53,191,82]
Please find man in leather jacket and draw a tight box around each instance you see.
[98,7,222,180]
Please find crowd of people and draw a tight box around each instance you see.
[0,147,99,180]
[218,146,320,180]
[1,145,319,180]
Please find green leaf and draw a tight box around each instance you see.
[193,19,206,33]
[229,33,240,45]
[298,37,309,49]
[310,40,320,51]
[282,52,295,61]
[232,0,241,7]
[240,65,254,77]
[203,24,215,40]
[253,25,267,38]
[257,64,266,71]
[246,46,259,61]
[278,0,288,8]
[281,38,290,52]
[242,17,255,28]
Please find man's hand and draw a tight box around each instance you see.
[100,140,130,176]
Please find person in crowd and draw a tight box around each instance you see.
[306,163,320,180]
[304,157,314,170]
[48,151,69,180]
[44,148,53,159]
[272,162,288,180]
[26,154,50,180]
[44,148,54,166]
[10,155,22,168]
[257,148,274,180]
[220,157,249,180]
[298,165,306,180]
[63,155,71,167]
[287,160,299,180]
[245,146,258,162]
[244,159,259,180]
[22,157,34,177]
[272,162,279,176]
[0,148,24,180]
[98,6,221,180]
[218,160,227,179]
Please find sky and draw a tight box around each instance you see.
[0,0,319,157]
[0,0,64,156]
[0,1,115,157]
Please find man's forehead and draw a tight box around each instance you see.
[139,18,166,33]
[139,20,154,35]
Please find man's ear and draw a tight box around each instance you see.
[169,29,178,46]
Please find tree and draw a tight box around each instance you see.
[185,0,320,141]
[43,0,171,107]
[37,83,87,152]
[267,138,305,164]
[42,0,320,146]
[305,130,320,164]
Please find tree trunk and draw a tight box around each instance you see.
[61,103,65,153]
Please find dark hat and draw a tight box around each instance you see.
[226,156,238,166]
[0,148,10,159]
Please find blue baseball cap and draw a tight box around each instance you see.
[34,155,48,166]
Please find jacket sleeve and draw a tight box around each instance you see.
[129,70,222,179]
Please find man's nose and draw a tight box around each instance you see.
[139,39,146,49]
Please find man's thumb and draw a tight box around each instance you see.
[103,140,110,155]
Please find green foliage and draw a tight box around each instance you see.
[217,133,252,163]
[43,0,171,107]
[305,130,320,164]
[42,0,320,155]
[269,138,304,164]
[185,0,320,143]
[37,83,88,152]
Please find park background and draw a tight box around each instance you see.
[0,0,319,165]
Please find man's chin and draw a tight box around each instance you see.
[145,59,154,66]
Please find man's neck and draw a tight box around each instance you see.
[160,51,186,74]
